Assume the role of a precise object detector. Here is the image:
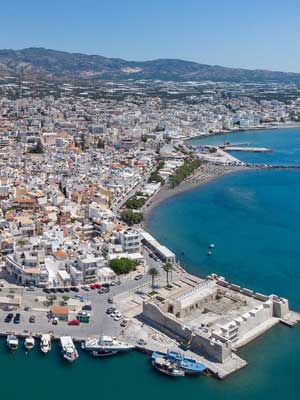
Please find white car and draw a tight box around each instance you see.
[81,285,90,291]
[114,315,122,321]
[111,310,120,318]
[111,312,117,318]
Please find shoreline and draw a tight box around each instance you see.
[142,122,300,220]
[186,122,300,143]
[144,123,300,222]
[143,164,245,222]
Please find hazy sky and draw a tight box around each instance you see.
[1,0,300,72]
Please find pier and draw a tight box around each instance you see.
[222,146,272,153]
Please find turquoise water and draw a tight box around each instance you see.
[3,128,300,400]
[1,326,299,400]
[148,168,300,307]
[189,127,300,165]
[146,128,300,399]
[1,327,299,400]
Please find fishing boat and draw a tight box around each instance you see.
[152,351,206,375]
[207,250,212,256]
[24,336,35,350]
[40,334,52,354]
[82,335,134,357]
[60,336,79,362]
[152,356,185,377]
[209,243,215,249]
[7,335,18,351]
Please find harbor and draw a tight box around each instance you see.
[0,267,298,380]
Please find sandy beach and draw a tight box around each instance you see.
[143,163,245,221]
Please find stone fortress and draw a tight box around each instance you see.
[142,273,292,364]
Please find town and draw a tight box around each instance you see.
[0,77,299,378]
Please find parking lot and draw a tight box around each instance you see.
[0,274,153,340]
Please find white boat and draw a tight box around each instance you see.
[24,336,35,350]
[40,334,51,354]
[209,243,215,249]
[82,335,134,356]
[7,335,18,351]
[60,336,79,362]
[207,250,212,256]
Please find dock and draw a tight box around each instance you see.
[222,146,272,152]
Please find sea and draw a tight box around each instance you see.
[2,128,300,399]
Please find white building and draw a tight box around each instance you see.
[119,229,141,254]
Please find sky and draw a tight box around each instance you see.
[1,0,300,72]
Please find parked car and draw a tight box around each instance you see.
[107,297,114,304]
[82,304,92,311]
[57,288,64,293]
[13,313,20,324]
[102,283,110,288]
[70,287,79,292]
[138,339,147,346]
[29,315,36,323]
[114,315,122,321]
[68,319,80,326]
[111,310,120,318]
[82,285,90,291]
[120,319,128,327]
[135,274,143,281]
[43,288,50,294]
[52,317,58,325]
[64,287,70,292]
[2,305,13,311]
[94,283,101,289]
[106,308,115,314]
[4,313,13,323]
[26,286,35,291]
[90,284,96,290]
[98,287,109,294]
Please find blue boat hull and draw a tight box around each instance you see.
[151,351,206,375]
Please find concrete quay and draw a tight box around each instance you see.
[126,318,247,379]
[222,146,272,152]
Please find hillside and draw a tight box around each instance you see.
[0,47,300,83]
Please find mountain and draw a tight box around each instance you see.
[0,47,300,83]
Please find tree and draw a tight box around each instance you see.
[81,133,86,151]
[148,267,159,290]
[109,258,138,275]
[97,139,105,149]
[125,196,146,210]
[29,139,44,154]
[163,263,173,286]
[120,209,144,225]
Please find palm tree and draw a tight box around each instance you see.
[163,262,173,286]
[148,267,159,290]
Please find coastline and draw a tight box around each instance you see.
[144,122,300,222]
[143,164,245,221]
[186,122,300,142]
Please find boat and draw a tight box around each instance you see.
[82,335,134,356]
[24,336,35,350]
[207,250,212,256]
[152,351,206,375]
[152,356,185,377]
[60,336,79,362]
[209,243,215,249]
[40,334,52,354]
[7,335,18,351]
